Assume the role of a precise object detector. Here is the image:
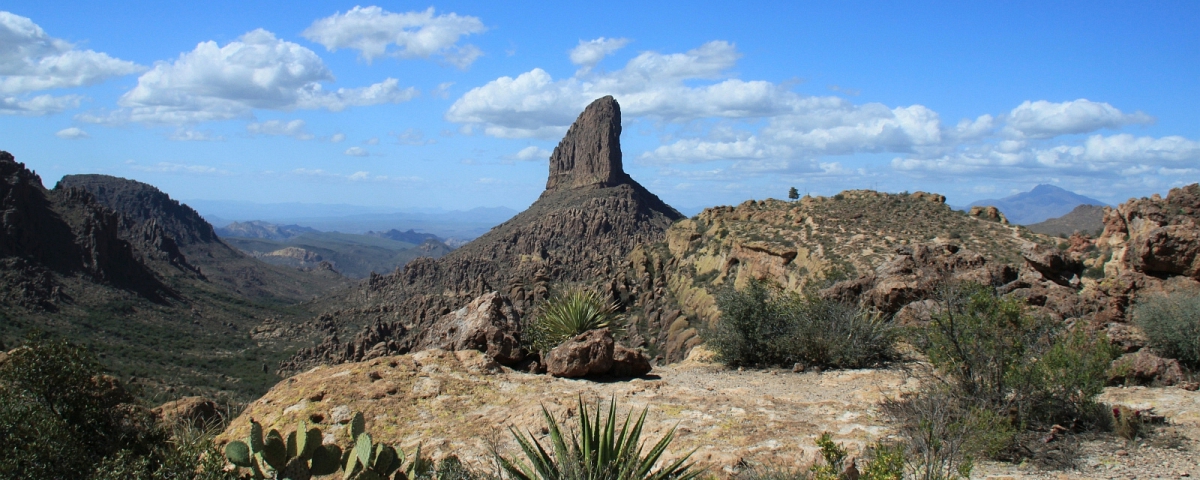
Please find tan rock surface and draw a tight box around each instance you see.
[224,347,917,474]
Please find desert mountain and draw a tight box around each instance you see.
[57,174,346,300]
[216,220,318,240]
[1026,204,1106,236]
[2,157,350,401]
[969,184,1106,224]
[222,228,453,279]
[283,96,684,371]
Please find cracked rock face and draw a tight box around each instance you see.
[545,96,629,193]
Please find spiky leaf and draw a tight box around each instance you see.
[373,444,397,475]
[355,433,374,468]
[301,428,321,460]
[287,429,299,460]
[225,440,253,468]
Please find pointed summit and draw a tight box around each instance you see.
[545,96,630,192]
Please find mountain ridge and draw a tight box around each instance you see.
[969,184,1106,225]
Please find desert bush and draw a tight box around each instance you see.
[526,289,623,353]
[497,396,702,480]
[706,281,896,368]
[0,334,236,480]
[735,434,903,480]
[913,283,1114,427]
[1132,290,1200,369]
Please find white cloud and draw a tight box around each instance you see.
[1005,99,1152,138]
[128,161,231,175]
[0,12,144,96]
[290,167,419,183]
[84,29,416,125]
[447,41,785,138]
[569,37,630,69]
[344,146,369,157]
[393,128,433,145]
[330,133,346,143]
[247,119,312,140]
[55,127,88,139]
[512,146,551,161]
[168,128,222,141]
[302,6,485,67]
[0,93,82,115]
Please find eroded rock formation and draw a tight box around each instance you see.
[284,97,678,373]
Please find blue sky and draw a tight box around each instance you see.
[1,1,1197,214]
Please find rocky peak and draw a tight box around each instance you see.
[544,96,629,193]
[56,174,218,247]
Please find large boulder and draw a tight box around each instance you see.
[1109,351,1186,386]
[545,329,652,378]
[1128,225,1200,280]
[546,329,614,377]
[416,291,524,365]
[153,396,223,428]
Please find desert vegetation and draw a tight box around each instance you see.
[704,280,896,369]
[525,289,623,354]
[1132,289,1200,370]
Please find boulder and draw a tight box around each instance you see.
[546,329,615,377]
[417,291,524,365]
[545,329,652,378]
[1129,225,1200,280]
[611,344,653,377]
[153,396,223,428]
[1109,351,1186,386]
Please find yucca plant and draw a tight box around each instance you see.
[528,289,623,353]
[497,396,702,480]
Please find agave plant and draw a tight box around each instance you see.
[497,396,702,480]
[529,289,623,353]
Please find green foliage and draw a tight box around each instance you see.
[735,435,903,480]
[1132,290,1200,369]
[224,418,342,479]
[527,289,622,353]
[0,334,158,480]
[706,281,896,368]
[894,283,1117,470]
[92,423,237,480]
[497,396,702,480]
[914,284,1113,424]
[788,187,800,201]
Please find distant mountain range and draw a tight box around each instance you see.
[1026,204,1107,236]
[189,200,518,241]
[967,185,1107,225]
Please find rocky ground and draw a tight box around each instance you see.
[222,347,1198,479]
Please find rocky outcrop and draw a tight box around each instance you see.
[821,244,1018,314]
[1109,351,1186,386]
[153,396,224,428]
[286,97,683,372]
[0,151,171,302]
[544,328,650,378]
[968,205,1009,224]
[415,292,523,365]
[545,96,629,193]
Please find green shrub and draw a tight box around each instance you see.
[734,434,903,480]
[497,396,702,480]
[527,289,622,353]
[706,281,896,368]
[914,283,1114,427]
[1132,290,1200,369]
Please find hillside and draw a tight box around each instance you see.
[969,184,1106,224]
[2,160,350,402]
[1026,204,1106,236]
[282,96,684,371]
[222,230,452,279]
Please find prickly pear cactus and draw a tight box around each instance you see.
[224,419,342,479]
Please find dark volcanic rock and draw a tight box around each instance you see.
[0,151,171,302]
[58,174,218,247]
[545,96,629,193]
[285,97,683,372]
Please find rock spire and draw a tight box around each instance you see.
[544,96,630,192]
